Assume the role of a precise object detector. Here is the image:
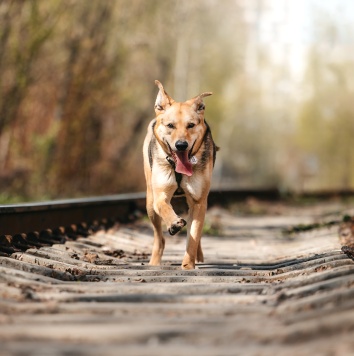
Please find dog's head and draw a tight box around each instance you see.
[153,80,212,176]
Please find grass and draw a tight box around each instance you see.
[0,193,28,205]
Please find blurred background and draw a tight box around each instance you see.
[1,0,354,203]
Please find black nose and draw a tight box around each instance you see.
[175,140,188,151]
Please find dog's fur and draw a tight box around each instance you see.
[143,80,217,270]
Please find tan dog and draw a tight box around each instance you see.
[143,80,217,269]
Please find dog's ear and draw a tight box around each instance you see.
[188,92,213,113]
[154,80,174,113]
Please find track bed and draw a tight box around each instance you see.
[1,202,354,355]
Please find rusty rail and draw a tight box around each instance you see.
[0,192,146,237]
[3,187,354,238]
[0,188,283,237]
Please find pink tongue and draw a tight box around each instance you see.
[175,151,193,176]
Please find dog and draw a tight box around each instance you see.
[143,80,217,270]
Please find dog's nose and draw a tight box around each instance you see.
[175,140,188,151]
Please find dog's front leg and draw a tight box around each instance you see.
[153,187,186,235]
[182,197,207,270]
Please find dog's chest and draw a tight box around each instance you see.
[180,174,204,201]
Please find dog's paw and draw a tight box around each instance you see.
[168,218,186,235]
[181,261,195,270]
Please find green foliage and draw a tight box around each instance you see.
[202,219,223,237]
[0,193,27,205]
[0,1,353,202]
[295,47,354,190]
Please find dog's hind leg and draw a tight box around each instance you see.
[147,188,165,266]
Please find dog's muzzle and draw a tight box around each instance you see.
[175,140,188,151]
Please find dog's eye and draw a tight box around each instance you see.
[167,123,175,129]
[155,105,164,111]
[187,123,195,129]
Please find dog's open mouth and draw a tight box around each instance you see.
[165,141,196,177]
[171,150,193,176]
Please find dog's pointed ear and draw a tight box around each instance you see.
[154,80,174,113]
[188,92,213,113]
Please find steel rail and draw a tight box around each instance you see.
[1,187,354,237]
[0,188,281,237]
[0,192,146,237]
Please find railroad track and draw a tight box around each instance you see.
[1,191,354,355]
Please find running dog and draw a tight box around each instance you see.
[143,80,217,270]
